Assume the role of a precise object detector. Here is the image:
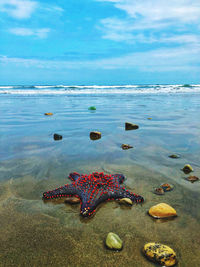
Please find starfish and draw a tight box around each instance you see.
[43,172,144,217]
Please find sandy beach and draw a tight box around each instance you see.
[0,86,200,266]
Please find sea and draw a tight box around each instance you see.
[0,84,200,266]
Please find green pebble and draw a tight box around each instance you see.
[88,106,96,110]
[106,232,123,250]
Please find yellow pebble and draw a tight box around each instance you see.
[143,242,177,266]
[149,203,177,218]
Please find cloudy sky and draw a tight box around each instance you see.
[0,0,200,84]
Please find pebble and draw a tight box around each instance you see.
[65,197,80,204]
[187,175,199,183]
[90,131,101,140]
[125,122,139,130]
[169,154,180,159]
[182,164,193,174]
[88,106,96,110]
[105,232,123,250]
[53,133,63,141]
[154,188,165,195]
[160,183,174,192]
[121,144,133,150]
[149,203,177,219]
[118,198,133,205]
[143,242,177,266]
[44,112,53,116]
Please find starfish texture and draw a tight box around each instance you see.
[43,172,144,217]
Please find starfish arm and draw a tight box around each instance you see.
[80,192,111,217]
[68,172,81,181]
[112,174,125,184]
[42,184,77,200]
[116,189,144,203]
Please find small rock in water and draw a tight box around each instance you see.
[105,232,123,250]
[121,144,133,150]
[88,106,96,110]
[169,154,180,159]
[90,131,101,140]
[53,133,63,141]
[44,112,53,116]
[125,122,139,130]
[119,198,133,205]
[187,175,199,183]
[154,187,165,195]
[149,203,177,219]
[160,183,174,192]
[143,242,177,266]
[182,164,193,174]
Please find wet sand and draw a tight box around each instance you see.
[0,158,200,267]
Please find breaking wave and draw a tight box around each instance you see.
[0,84,199,95]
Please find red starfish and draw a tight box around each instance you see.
[43,172,144,217]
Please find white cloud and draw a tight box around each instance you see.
[9,27,50,38]
[97,0,200,44]
[98,0,200,23]
[0,0,38,19]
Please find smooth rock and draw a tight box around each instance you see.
[119,198,133,205]
[169,154,180,159]
[149,203,177,219]
[44,112,53,116]
[154,188,165,195]
[65,196,80,204]
[53,133,63,141]
[121,144,133,150]
[88,106,96,110]
[125,122,139,130]
[90,131,101,140]
[105,232,123,250]
[187,175,199,183]
[160,183,174,192]
[182,164,193,174]
[143,242,177,266]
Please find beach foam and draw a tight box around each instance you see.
[0,84,199,95]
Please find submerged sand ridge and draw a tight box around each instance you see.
[0,159,200,266]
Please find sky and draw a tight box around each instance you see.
[0,0,200,85]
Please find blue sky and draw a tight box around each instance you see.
[0,0,200,84]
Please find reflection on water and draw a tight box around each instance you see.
[0,93,200,266]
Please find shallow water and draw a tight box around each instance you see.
[0,88,200,266]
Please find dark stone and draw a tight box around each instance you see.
[90,131,101,140]
[182,164,193,174]
[169,154,180,159]
[121,144,133,150]
[125,122,139,130]
[154,188,165,195]
[187,176,199,183]
[53,133,62,141]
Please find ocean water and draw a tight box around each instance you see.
[0,85,200,266]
